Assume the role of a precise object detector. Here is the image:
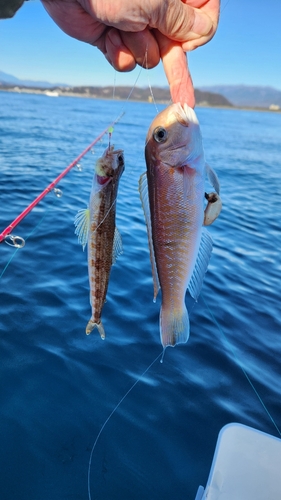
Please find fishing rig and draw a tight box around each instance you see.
[0,53,151,250]
[0,118,121,249]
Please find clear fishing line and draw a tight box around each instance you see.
[80,51,158,237]
[0,46,152,275]
[144,46,160,114]
[86,290,281,500]
[201,293,281,438]
[13,46,156,249]
[110,50,148,122]
[85,61,164,498]
[87,351,162,500]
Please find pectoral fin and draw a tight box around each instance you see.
[188,228,213,301]
[139,172,160,301]
[112,227,123,265]
[74,208,90,251]
[206,163,220,195]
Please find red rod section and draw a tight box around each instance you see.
[0,121,119,244]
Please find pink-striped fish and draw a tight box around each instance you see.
[75,145,124,338]
[139,103,221,350]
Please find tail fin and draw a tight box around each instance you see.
[160,305,189,348]
[86,319,105,339]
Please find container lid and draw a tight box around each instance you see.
[197,423,281,500]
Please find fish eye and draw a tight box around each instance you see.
[117,153,124,165]
[153,127,168,143]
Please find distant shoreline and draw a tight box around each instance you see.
[0,86,280,114]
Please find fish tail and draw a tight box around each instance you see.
[86,319,105,339]
[160,304,189,348]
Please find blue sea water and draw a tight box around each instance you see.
[0,90,281,500]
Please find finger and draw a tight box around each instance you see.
[182,33,216,52]
[105,28,136,71]
[120,29,160,69]
[180,0,221,50]
[155,31,195,108]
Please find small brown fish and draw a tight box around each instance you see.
[75,145,124,338]
[139,103,221,351]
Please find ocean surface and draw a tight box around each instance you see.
[0,91,281,500]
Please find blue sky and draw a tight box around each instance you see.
[0,0,281,89]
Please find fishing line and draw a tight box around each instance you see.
[0,48,153,278]
[0,211,48,280]
[110,51,147,124]
[0,118,124,249]
[123,52,147,104]
[221,0,232,14]
[144,46,159,114]
[81,54,152,234]
[74,195,119,247]
[85,69,162,498]
[93,198,117,234]
[110,43,159,124]
[112,71,117,101]
[87,351,162,500]
[201,293,281,438]
[0,135,113,276]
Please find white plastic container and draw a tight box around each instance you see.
[195,423,281,500]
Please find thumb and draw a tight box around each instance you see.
[151,2,214,42]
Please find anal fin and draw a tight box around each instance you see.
[112,227,123,264]
[188,228,213,301]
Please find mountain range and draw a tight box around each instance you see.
[199,85,281,108]
[1,70,281,108]
[0,70,232,106]
[0,70,68,89]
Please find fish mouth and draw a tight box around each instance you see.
[104,147,124,170]
[97,174,112,185]
[95,146,124,179]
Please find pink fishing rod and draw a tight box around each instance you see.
[0,117,123,246]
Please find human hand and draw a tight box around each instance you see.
[41,0,220,107]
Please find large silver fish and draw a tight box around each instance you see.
[75,145,124,338]
[139,103,221,350]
